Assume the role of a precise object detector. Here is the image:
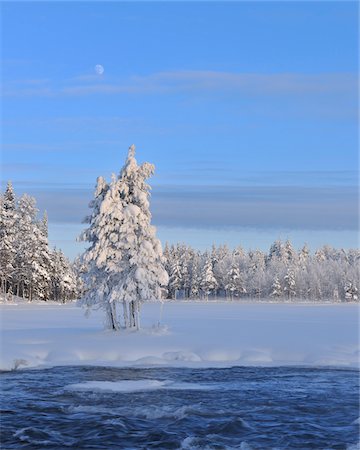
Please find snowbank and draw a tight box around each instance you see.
[0,301,358,371]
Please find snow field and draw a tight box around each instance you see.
[0,301,358,371]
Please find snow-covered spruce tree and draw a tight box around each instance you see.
[189,251,201,299]
[179,245,192,298]
[225,262,246,300]
[50,249,78,303]
[168,258,182,300]
[31,213,52,301]
[79,176,112,321]
[80,145,168,330]
[344,280,358,302]
[284,268,296,300]
[248,250,266,299]
[14,194,38,299]
[200,254,218,300]
[270,276,282,299]
[0,182,16,296]
[213,245,232,296]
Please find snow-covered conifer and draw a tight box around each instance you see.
[80,145,168,330]
[284,268,296,300]
[0,182,16,295]
[225,262,246,300]
[299,244,310,265]
[200,255,218,300]
[270,276,282,298]
[168,258,182,299]
[344,281,358,302]
[284,239,297,264]
[189,251,201,299]
[50,249,78,303]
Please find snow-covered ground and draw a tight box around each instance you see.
[0,300,358,371]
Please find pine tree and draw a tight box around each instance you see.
[267,240,285,263]
[344,281,358,302]
[225,262,246,300]
[299,244,310,268]
[284,239,297,264]
[284,268,296,300]
[80,145,168,330]
[15,194,38,299]
[270,276,282,298]
[80,176,114,324]
[50,249,78,303]
[200,255,218,300]
[31,216,51,301]
[0,181,16,296]
[168,259,182,299]
[189,251,201,299]
[212,246,231,294]
[179,245,191,298]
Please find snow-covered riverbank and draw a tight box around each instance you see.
[0,301,358,371]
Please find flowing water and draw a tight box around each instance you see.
[1,366,359,449]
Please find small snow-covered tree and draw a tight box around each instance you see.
[168,258,182,299]
[284,239,297,264]
[284,268,296,300]
[15,194,38,300]
[344,281,358,302]
[299,244,310,268]
[270,276,282,298]
[200,255,218,300]
[0,182,16,295]
[31,213,51,301]
[225,262,246,300]
[189,251,201,299]
[179,245,191,298]
[50,249,78,303]
[267,240,285,264]
[80,145,168,330]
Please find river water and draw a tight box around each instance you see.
[1,366,359,449]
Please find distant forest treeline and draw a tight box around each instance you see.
[163,241,359,302]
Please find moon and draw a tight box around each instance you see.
[95,64,104,75]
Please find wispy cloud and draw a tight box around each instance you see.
[1,78,53,97]
[2,70,356,99]
[61,71,357,97]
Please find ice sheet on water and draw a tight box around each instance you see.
[65,379,213,393]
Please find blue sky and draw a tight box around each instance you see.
[1,1,358,259]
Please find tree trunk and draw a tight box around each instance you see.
[129,301,136,328]
[107,301,118,331]
[123,300,129,329]
[135,301,141,330]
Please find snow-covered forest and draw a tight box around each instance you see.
[163,241,359,302]
[0,182,79,302]
[1,174,358,306]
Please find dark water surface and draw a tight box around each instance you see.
[1,366,359,449]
